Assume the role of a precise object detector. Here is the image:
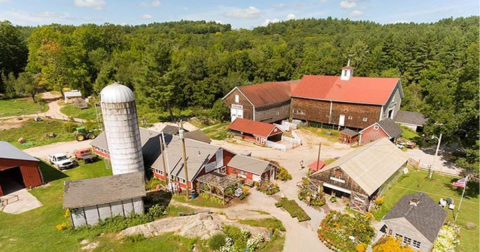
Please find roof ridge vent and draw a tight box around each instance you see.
[409,197,420,206]
[340,58,355,81]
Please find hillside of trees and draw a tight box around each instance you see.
[0,17,478,171]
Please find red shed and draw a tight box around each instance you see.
[228,118,283,145]
[0,141,43,196]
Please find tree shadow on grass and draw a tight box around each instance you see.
[39,160,68,183]
[145,190,172,208]
[446,178,479,200]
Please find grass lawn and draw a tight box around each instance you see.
[374,169,479,252]
[0,98,46,117]
[202,122,229,140]
[298,126,341,143]
[60,104,98,121]
[0,119,80,149]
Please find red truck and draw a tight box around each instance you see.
[74,148,98,164]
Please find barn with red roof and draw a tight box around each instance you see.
[222,80,299,123]
[228,118,283,145]
[291,64,403,129]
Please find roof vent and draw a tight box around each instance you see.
[340,58,355,81]
[409,197,420,206]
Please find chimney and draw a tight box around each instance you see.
[340,58,355,81]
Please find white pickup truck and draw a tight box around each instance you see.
[48,153,74,170]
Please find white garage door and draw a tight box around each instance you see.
[231,104,243,122]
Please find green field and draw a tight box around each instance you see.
[60,104,98,121]
[0,119,80,149]
[202,122,229,140]
[374,169,479,252]
[0,98,46,117]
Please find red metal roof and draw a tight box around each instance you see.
[228,118,282,138]
[238,80,299,107]
[308,161,326,172]
[291,75,400,105]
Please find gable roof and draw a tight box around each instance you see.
[228,118,282,138]
[63,172,146,209]
[0,141,38,162]
[394,111,427,126]
[377,118,403,138]
[224,80,299,108]
[227,155,272,175]
[184,130,211,144]
[310,138,408,196]
[291,75,400,105]
[151,136,220,182]
[90,127,161,152]
[383,192,447,243]
[340,128,359,137]
[161,125,181,135]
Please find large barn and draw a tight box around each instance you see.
[0,141,43,196]
[309,138,408,211]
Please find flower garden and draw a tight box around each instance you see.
[275,198,311,222]
[256,182,280,195]
[317,210,375,251]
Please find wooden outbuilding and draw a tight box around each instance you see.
[339,128,359,144]
[228,118,283,145]
[309,138,408,212]
[0,141,43,196]
[394,111,427,132]
[226,154,276,183]
[359,118,402,145]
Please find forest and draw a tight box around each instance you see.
[0,17,478,172]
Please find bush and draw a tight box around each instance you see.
[277,167,292,181]
[145,177,162,190]
[63,122,77,133]
[208,233,226,250]
[148,204,166,218]
[56,222,67,231]
[239,194,246,200]
[356,243,367,252]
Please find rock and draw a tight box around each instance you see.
[466,222,476,230]
[79,240,89,245]
[81,241,99,251]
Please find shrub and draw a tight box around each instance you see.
[356,243,367,252]
[56,222,67,231]
[375,197,385,205]
[277,167,292,181]
[63,122,77,133]
[148,204,166,218]
[208,233,227,250]
[239,194,246,200]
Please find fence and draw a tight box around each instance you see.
[281,120,298,130]
[274,123,290,132]
[266,140,291,151]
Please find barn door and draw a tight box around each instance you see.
[339,114,345,126]
[231,104,243,122]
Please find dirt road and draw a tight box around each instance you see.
[23,140,93,160]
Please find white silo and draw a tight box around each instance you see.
[100,83,144,175]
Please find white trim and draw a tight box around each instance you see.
[323,182,351,194]
[330,177,345,183]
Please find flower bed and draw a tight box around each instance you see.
[317,211,375,251]
[433,222,460,252]
[256,182,279,195]
[275,198,311,222]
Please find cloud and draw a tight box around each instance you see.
[151,0,160,7]
[340,1,356,9]
[262,18,280,26]
[348,10,363,17]
[286,13,295,20]
[31,12,65,18]
[225,6,262,19]
[0,0,10,4]
[141,14,153,20]
[74,0,106,11]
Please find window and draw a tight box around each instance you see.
[348,116,353,120]
[403,236,412,245]
[293,110,305,115]
[240,171,245,175]
[363,117,368,122]
[413,240,421,249]
[235,94,239,103]
[181,179,186,183]
[374,125,379,130]
[395,234,403,240]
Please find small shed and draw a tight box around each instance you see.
[0,141,43,196]
[339,128,359,144]
[394,111,427,132]
[359,118,402,145]
[64,90,82,104]
[226,154,276,183]
[382,192,447,251]
[63,172,146,228]
[228,118,283,145]
[308,161,326,172]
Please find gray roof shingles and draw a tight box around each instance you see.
[63,171,146,209]
[228,155,271,175]
[383,192,447,243]
[378,118,403,138]
[90,127,161,151]
[394,111,427,126]
[0,141,38,162]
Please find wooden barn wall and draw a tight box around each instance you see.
[0,158,42,192]
[360,125,389,145]
[311,167,368,196]
[255,101,291,123]
[223,89,254,120]
[291,98,382,129]
[381,84,402,121]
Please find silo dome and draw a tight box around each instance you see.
[100,83,135,103]
[100,83,144,176]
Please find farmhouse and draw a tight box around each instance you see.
[222,80,299,123]
[291,64,403,129]
[309,138,408,211]
[0,141,43,196]
[382,192,447,251]
[63,172,146,228]
[394,111,427,132]
[226,154,276,183]
[64,90,82,104]
[358,118,402,145]
[228,118,283,146]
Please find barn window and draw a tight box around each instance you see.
[374,125,379,130]
[276,111,280,115]
[363,117,368,122]
[181,179,186,183]
[403,236,412,245]
[395,234,403,240]
[413,240,421,249]
[235,94,239,103]
[348,116,353,120]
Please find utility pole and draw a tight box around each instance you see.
[316,142,322,171]
[160,132,169,185]
[179,122,190,201]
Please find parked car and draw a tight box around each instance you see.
[74,148,98,164]
[48,153,74,170]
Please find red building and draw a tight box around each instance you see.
[0,141,43,196]
[228,118,283,145]
[359,118,402,145]
[226,154,276,183]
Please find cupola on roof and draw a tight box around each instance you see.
[100,83,135,103]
